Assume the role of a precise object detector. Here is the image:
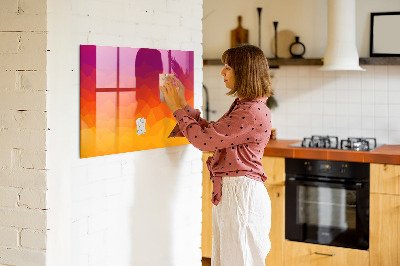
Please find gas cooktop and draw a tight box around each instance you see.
[289,135,383,151]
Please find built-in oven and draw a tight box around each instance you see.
[285,158,369,250]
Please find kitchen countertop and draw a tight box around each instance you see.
[263,139,400,165]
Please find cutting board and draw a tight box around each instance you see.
[231,16,249,48]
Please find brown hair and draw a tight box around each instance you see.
[221,44,273,99]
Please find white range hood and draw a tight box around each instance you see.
[320,0,365,71]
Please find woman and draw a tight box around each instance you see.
[162,44,273,266]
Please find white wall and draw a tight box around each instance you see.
[203,0,400,145]
[46,0,203,266]
[0,0,48,265]
[271,65,400,144]
[204,0,326,59]
[204,64,400,144]
[203,0,400,58]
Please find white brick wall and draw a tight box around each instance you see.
[0,169,47,189]
[47,1,203,266]
[0,0,47,32]
[0,187,19,208]
[0,247,46,266]
[21,229,47,250]
[0,227,19,247]
[2,0,203,265]
[0,0,48,265]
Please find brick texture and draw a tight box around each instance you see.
[19,189,47,209]
[3,0,203,265]
[46,0,203,264]
[0,0,47,264]
[0,32,21,54]
[0,168,47,189]
[0,247,46,266]
[0,187,19,208]
[21,229,46,250]
[0,208,47,230]
[0,227,19,247]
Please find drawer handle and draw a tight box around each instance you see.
[314,252,335,257]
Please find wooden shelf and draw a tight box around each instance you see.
[203,58,323,67]
[202,59,223,66]
[268,58,322,67]
[203,57,400,67]
[359,57,400,65]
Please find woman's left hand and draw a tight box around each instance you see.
[161,76,185,113]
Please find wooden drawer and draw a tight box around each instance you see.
[284,241,369,266]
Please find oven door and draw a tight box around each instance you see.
[285,177,369,250]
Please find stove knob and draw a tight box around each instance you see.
[305,162,312,171]
[340,164,347,174]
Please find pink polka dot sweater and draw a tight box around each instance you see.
[169,97,272,206]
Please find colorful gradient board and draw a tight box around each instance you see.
[80,45,194,158]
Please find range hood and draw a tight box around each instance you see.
[320,0,365,71]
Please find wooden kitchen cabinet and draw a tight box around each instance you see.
[201,152,213,258]
[284,241,369,266]
[370,193,400,266]
[264,184,285,266]
[370,163,400,266]
[261,156,285,186]
[262,156,285,266]
[370,163,400,195]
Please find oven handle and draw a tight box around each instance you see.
[286,177,364,189]
[314,252,335,257]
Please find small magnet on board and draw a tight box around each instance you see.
[136,118,146,135]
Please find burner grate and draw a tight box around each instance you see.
[340,137,377,151]
[301,135,339,149]
[296,136,378,151]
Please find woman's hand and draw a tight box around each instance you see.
[161,76,186,113]
[170,75,187,108]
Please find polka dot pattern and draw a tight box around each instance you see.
[169,97,272,206]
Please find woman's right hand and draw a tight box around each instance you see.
[169,76,187,108]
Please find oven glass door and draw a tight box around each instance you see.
[286,179,369,250]
[298,185,356,230]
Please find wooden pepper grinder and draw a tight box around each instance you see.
[231,16,249,48]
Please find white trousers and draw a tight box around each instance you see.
[212,176,271,266]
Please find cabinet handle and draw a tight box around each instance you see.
[314,252,335,257]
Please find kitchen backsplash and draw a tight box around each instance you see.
[203,65,400,144]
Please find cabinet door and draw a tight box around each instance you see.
[284,241,369,266]
[262,156,285,185]
[370,163,400,195]
[265,185,284,266]
[370,193,400,266]
[202,152,213,258]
